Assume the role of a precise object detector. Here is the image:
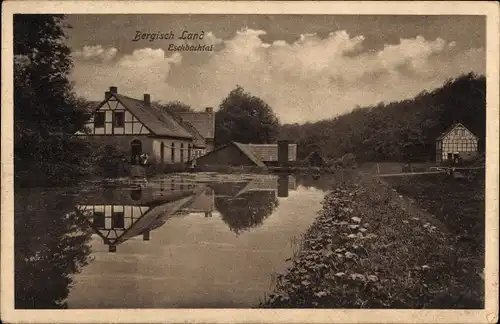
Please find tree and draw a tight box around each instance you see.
[157,100,193,113]
[215,86,280,146]
[14,14,92,186]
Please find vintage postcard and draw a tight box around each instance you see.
[1,1,498,323]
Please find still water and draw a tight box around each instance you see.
[15,173,333,309]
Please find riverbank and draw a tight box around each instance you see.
[260,171,483,308]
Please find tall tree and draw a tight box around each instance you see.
[14,14,91,186]
[215,86,280,146]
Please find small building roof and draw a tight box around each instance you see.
[177,119,206,148]
[194,141,266,167]
[248,143,298,162]
[233,142,267,167]
[178,111,215,139]
[436,122,479,141]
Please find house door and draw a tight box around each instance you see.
[131,140,142,164]
[447,153,453,160]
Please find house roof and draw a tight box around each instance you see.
[112,94,193,139]
[436,122,479,140]
[233,142,267,167]
[248,143,298,162]
[178,111,215,139]
[177,119,206,148]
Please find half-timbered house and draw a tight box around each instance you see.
[77,86,214,164]
[435,122,479,163]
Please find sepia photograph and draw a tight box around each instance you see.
[1,1,498,323]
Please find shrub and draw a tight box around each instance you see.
[89,143,130,178]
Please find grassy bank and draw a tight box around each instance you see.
[260,171,483,308]
[383,172,484,308]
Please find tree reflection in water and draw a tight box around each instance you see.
[215,191,279,235]
[15,189,93,309]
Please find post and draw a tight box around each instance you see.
[278,174,289,197]
[278,140,290,167]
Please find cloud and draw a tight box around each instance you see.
[72,45,118,62]
[71,47,182,100]
[71,29,485,123]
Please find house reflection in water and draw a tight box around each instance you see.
[74,175,297,251]
[75,185,201,253]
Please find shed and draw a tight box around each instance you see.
[194,142,266,168]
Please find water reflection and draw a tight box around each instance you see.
[15,189,94,309]
[71,175,298,252]
[214,175,296,234]
[15,174,313,308]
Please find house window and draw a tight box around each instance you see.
[114,111,125,127]
[112,211,125,228]
[93,211,105,228]
[171,143,175,162]
[188,144,191,161]
[180,143,184,162]
[94,112,105,128]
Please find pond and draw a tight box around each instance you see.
[14,173,334,309]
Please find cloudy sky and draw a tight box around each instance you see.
[65,15,485,124]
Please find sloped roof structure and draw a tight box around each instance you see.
[178,111,215,139]
[232,142,267,167]
[248,143,298,162]
[114,94,193,139]
[436,122,479,140]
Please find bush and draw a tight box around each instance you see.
[332,153,357,169]
[89,143,130,178]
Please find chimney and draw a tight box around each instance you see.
[278,140,290,167]
[109,86,118,94]
[143,230,150,241]
[205,107,213,113]
[105,91,111,99]
[144,93,151,105]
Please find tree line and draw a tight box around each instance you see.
[279,73,486,162]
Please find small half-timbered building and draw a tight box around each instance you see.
[77,86,214,164]
[435,122,479,163]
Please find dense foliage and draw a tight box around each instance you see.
[279,73,486,162]
[215,86,281,146]
[14,14,93,186]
